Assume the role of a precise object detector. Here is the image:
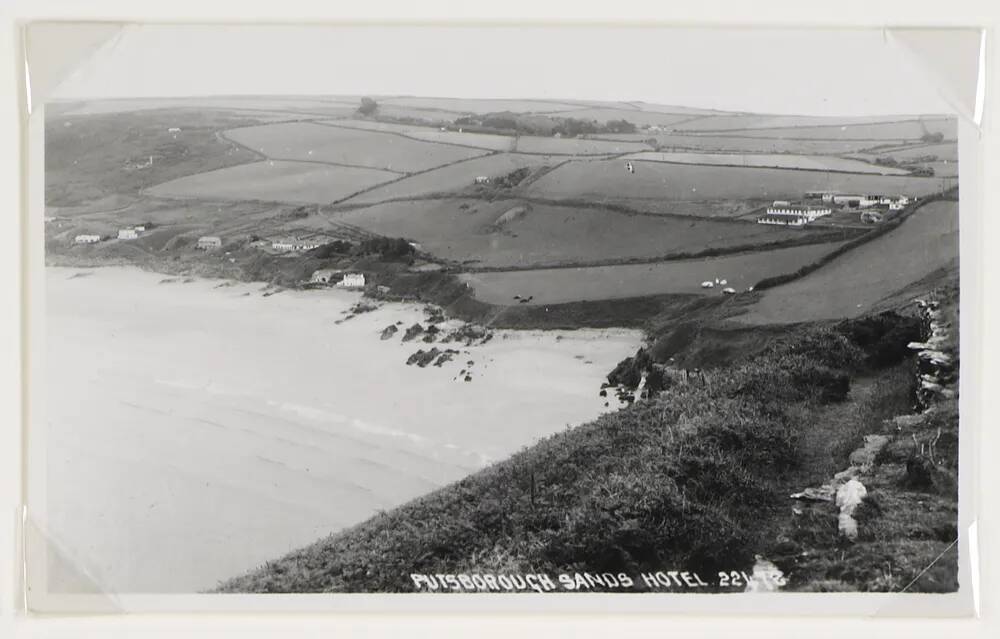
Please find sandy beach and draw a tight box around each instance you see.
[40,267,642,593]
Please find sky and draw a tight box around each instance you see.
[45,24,958,116]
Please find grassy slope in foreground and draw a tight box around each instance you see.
[218,309,954,593]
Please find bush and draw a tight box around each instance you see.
[357,97,378,116]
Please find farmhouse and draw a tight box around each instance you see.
[197,236,223,250]
[74,234,102,244]
[336,273,366,288]
[474,176,492,185]
[117,228,140,240]
[310,269,339,284]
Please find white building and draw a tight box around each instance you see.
[117,228,140,240]
[336,273,366,288]
[197,236,222,250]
[74,234,101,244]
[764,205,832,222]
[831,194,879,208]
[272,238,320,252]
[757,214,808,227]
[474,176,491,185]
[310,269,339,284]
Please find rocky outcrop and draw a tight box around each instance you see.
[380,324,398,340]
[401,323,425,342]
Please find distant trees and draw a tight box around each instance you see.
[921,131,945,143]
[605,119,637,134]
[455,111,637,138]
[358,237,415,261]
[358,97,378,116]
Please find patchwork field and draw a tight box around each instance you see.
[404,130,517,151]
[591,133,906,155]
[543,108,707,128]
[342,153,563,204]
[512,136,651,155]
[672,114,927,131]
[377,97,583,114]
[459,240,847,305]
[46,109,277,207]
[58,97,360,117]
[524,159,949,204]
[855,142,959,163]
[622,151,910,175]
[147,160,399,204]
[678,118,956,141]
[738,199,959,324]
[223,122,489,172]
[331,198,830,268]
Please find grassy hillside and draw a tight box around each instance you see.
[218,306,949,594]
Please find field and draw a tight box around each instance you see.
[512,136,652,155]
[223,122,490,172]
[147,160,399,204]
[331,198,832,269]
[853,142,959,163]
[525,159,950,204]
[543,108,708,128]
[737,199,959,324]
[56,96,361,117]
[673,114,929,131]
[679,118,956,141]
[593,133,911,155]
[45,109,272,206]
[622,151,911,175]
[403,130,517,151]
[342,153,563,204]
[376,96,584,114]
[459,240,846,304]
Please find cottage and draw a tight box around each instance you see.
[197,236,222,250]
[310,269,339,284]
[336,273,366,288]
[474,176,491,185]
[74,234,101,244]
[117,228,140,240]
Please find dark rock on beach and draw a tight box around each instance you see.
[380,325,399,340]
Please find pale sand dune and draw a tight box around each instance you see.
[41,267,640,593]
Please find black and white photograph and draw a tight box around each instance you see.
[21,22,980,613]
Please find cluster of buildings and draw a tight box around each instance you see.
[74,224,148,244]
[310,269,366,288]
[808,191,910,211]
[756,192,912,227]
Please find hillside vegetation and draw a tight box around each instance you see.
[218,308,944,593]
